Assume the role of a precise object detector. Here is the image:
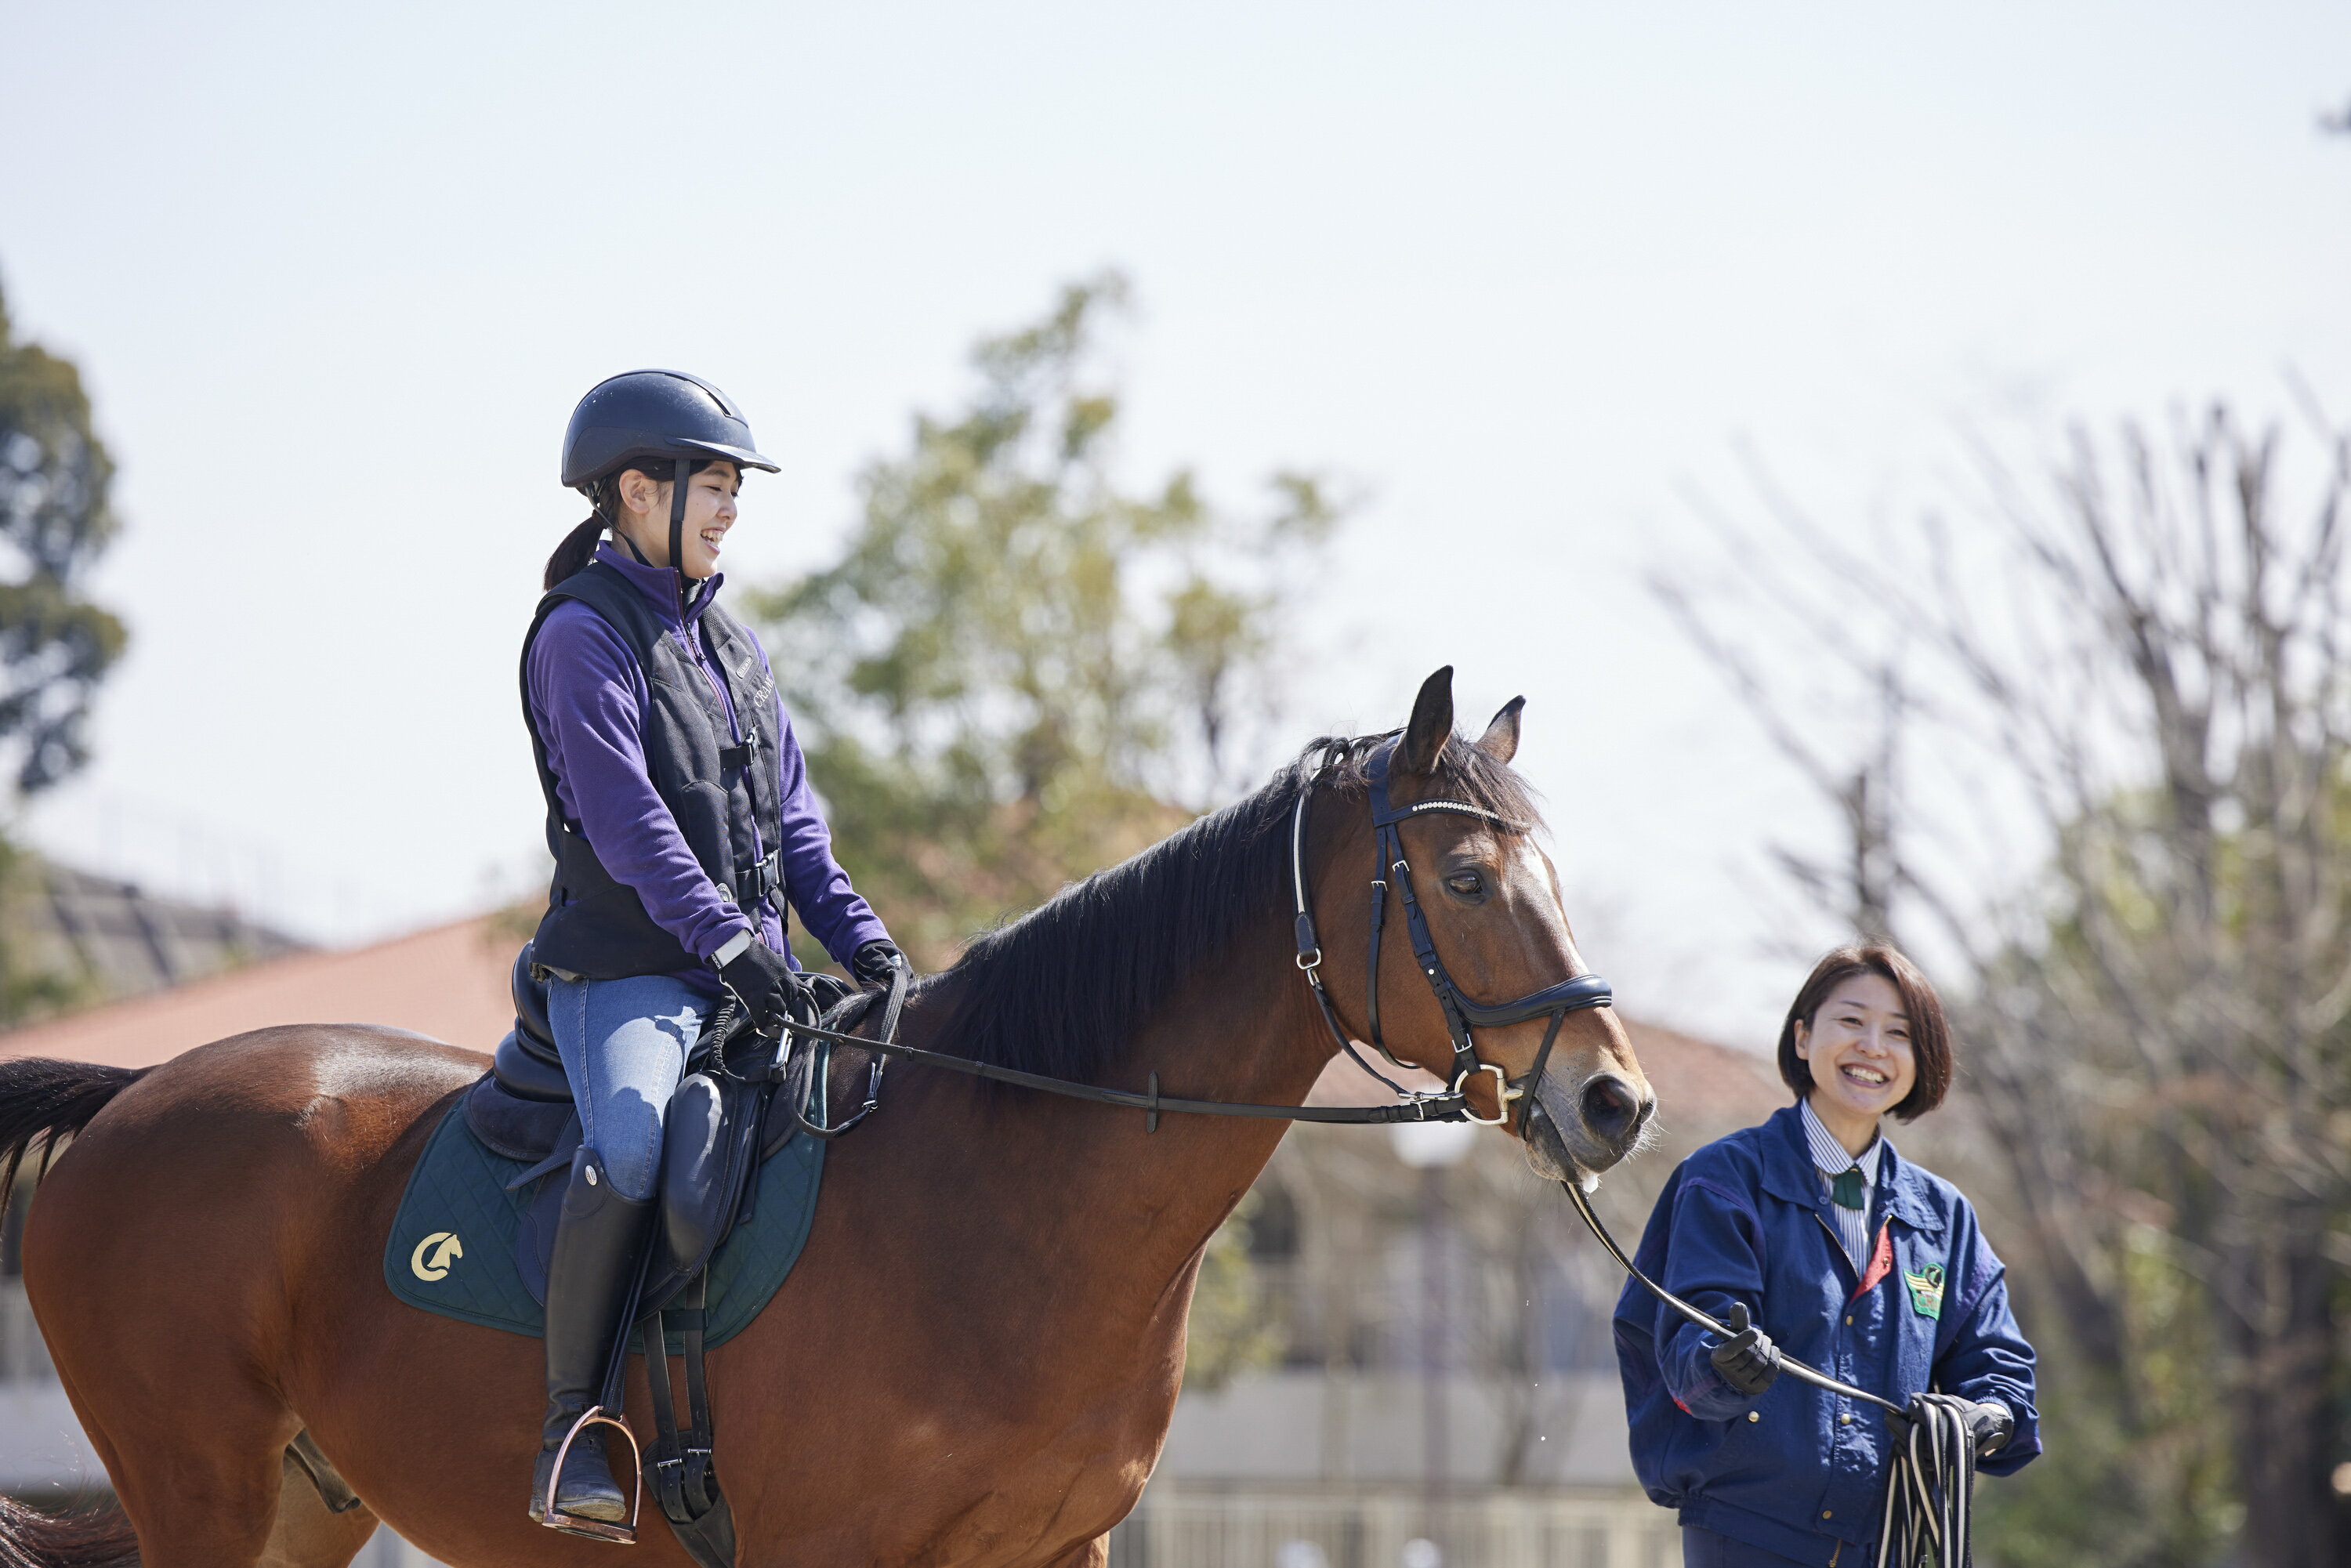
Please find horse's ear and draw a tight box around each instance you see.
[1476,697,1524,764]
[1397,667,1456,776]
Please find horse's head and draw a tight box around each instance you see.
[1304,667,1655,1177]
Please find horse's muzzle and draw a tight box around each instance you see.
[1579,1073,1649,1150]
[1522,1070,1653,1179]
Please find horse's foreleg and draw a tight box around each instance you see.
[1041,1539,1110,1568]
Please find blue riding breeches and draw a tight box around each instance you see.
[548,974,706,1203]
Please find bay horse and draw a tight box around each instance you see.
[0,668,1654,1568]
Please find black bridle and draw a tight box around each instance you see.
[1290,737,1614,1133]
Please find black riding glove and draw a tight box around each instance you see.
[1962,1399,2014,1457]
[1708,1301,1781,1396]
[851,939,904,989]
[719,940,805,1035]
[1883,1394,2013,1458]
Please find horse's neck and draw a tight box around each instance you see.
[882,931,1328,1350]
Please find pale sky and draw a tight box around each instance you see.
[3,1,2347,1044]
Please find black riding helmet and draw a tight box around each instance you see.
[561,370,779,610]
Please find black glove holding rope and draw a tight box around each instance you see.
[719,940,809,1037]
[1884,1392,2012,1457]
[1709,1301,1783,1396]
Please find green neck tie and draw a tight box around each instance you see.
[1831,1168,1866,1210]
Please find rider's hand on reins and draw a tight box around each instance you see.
[720,941,806,1037]
[1709,1301,1784,1396]
[851,939,904,990]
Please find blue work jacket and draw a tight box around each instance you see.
[1611,1105,2040,1563]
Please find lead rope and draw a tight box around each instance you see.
[1560,1181,1975,1568]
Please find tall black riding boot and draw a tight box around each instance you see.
[529,1146,655,1534]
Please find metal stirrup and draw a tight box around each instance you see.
[539,1407,642,1543]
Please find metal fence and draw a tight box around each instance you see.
[1107,1483,1679,1568]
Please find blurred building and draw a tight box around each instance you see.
[3,860,309,1019]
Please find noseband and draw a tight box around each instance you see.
[1289,739,1614,1132]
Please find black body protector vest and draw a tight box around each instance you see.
[521,562,787,980]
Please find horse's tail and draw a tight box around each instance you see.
[0,1497,140,1568]
[0,1057,147,1213]
[0,1060,149,1567]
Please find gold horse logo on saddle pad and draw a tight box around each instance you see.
[410,1231,463,1282]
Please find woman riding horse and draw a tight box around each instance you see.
[524,369,901,1531]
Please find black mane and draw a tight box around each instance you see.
[931,731,1542,1081]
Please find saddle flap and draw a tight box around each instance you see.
[643,1074,773,1309]
[655,1075,728,1283]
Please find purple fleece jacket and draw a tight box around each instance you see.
[525,543,889,991]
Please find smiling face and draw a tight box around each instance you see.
[610,459,741,578]
[1792,971,1917,1150]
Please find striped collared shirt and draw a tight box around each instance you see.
[1801,1096,1884,1273]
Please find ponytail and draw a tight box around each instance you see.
[543,515,607,590]
[545,458,692,588]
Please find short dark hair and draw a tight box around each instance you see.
[1775,943,1952,1121]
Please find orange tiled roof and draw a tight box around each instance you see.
[0,915,516,1070]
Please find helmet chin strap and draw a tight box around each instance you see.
[668,460,692,617]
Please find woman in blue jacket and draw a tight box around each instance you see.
[520,370,902,1534]
[1612,943,2039,1566]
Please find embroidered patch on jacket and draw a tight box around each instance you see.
[1904,1262,1946,1319]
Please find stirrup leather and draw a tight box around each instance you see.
[538,1405,643,1544]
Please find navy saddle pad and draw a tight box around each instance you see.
[383,1095,824,1352]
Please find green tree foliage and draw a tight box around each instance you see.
[0,280,127,793]
[755,274,1337,1393]
[752,273,1341,967]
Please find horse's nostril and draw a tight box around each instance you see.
[1581,1075,1641,1146]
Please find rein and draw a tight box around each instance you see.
[1558,1179,1900,1414]
[780,737,1611,1134]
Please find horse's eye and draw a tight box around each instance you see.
[1446,871,1484,898]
